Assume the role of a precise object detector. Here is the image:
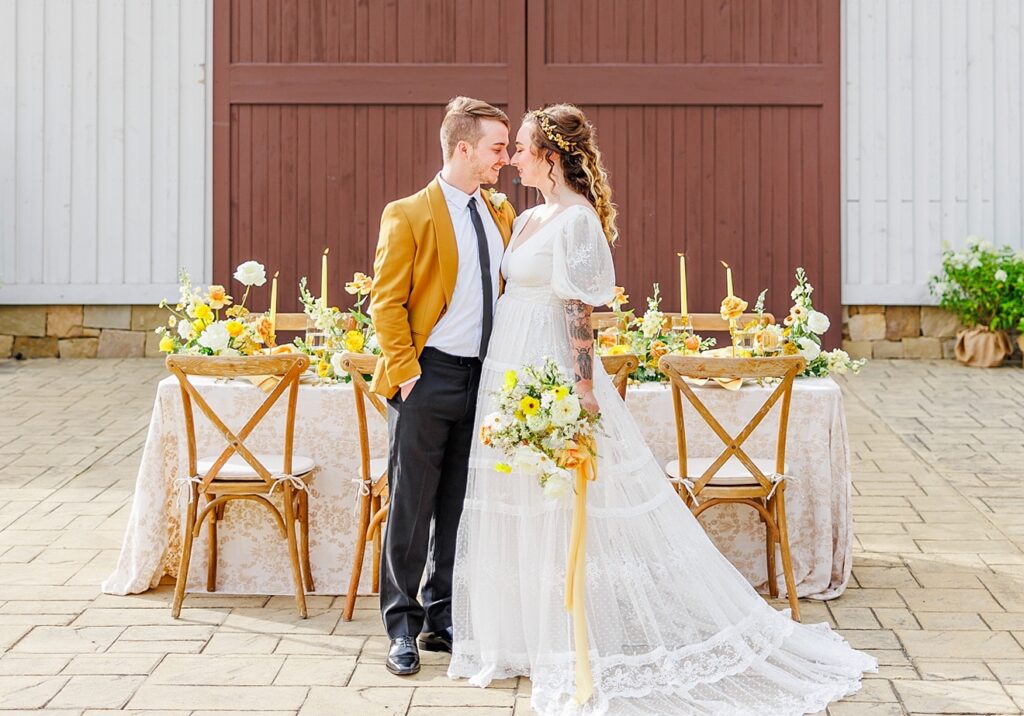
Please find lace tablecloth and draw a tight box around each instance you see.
[103,375,852,599]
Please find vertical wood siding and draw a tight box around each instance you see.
[0,0,209,304]
[843,0,1024,305]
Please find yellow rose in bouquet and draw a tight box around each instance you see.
[720,295,748,322]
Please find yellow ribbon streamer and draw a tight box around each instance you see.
[564,444,597,705]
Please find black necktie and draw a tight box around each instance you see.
[466,197,493,361]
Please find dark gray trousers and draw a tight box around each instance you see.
[380,347,482,639]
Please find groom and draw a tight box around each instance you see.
[370,97,516,675]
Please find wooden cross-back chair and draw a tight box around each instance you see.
[599,353,638,400]
[591,312,775,333]
[340,352,390,621]
[658,354,806,620]
[165,353,315,619]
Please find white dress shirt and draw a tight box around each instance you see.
[424,173,505,358]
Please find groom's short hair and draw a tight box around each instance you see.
[440,97,509,159]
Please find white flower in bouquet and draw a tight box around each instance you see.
[542,469,574,499]
[796,336,821,362]
[330,352,346,377]
[541,391,556,409]
[177,320,195,342]
[995,269,1008,283]
[220,346,241,358]
[513,446,548,476]
[526,413,550,433]
[550,393,582,427]
[233,260,267,287]
[806,310,831,335]
[198,321,231,352]
[365,332,380,353]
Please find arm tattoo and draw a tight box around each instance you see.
[563,299,594,383]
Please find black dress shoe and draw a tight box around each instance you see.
[386,636,420,675]
[418,626,454,653]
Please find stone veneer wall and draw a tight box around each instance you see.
[841,306,964,360]
[0,306,168,359]
[0,303,967,360]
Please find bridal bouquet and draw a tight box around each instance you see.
[155,262,273,356]
[480,357,602,498]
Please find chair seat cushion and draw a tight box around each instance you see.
[196,453,316,481]
[665,456,785,486]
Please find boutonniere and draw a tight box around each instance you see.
[487,189,508,210]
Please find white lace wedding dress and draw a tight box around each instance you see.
[448,204,876,715]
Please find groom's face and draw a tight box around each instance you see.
[463,119,510,186]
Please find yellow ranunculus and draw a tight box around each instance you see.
[607,343,629,356]
[514,410,526,422]
[317,360,331,378]
[503,369,518,391]
[225,320,244,337]
[193,303,213,323]
[783,341,799,356]
[159,336,176,353]
[192,319,205,334]
[553,385,570,401]
[494,462,512,474]
[343,330,365,352]
[519,396,540,416]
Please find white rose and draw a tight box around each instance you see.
[542,469,573,499]
[796,337,821,362]
[806,310,831,335]
[177,320,195,341]
[198,321,231,352]
[488,191,507,209]
[995,269,1008,282]
[512,446,546,476]
[550,394,581,427]
[233,260,267,287]
[330,351,346,376]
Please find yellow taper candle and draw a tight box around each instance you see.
[321,248,329,305]
[720,260,734,297]
[269,271,279,334]
[678,253,688,316]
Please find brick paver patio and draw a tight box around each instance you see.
[1,357,1022,715]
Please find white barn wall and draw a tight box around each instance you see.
[0,0,209,305]
[843,0,1024,305]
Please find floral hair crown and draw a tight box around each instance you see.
[532,110,576,152]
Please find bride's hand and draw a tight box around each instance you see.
[576,381,599,414]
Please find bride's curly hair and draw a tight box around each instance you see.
[526,104,618,244]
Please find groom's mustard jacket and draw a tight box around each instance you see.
[370,178,515,398]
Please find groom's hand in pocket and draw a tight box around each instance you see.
[400,379,418,402]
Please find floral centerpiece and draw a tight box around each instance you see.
[781,268,865,377]
[598,284,715,382]
[480,357,602,498]
[294,272,380,382]
[156,261,273,356]
[930,237,1023,366]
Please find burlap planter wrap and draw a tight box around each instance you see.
[954,326,1012,367]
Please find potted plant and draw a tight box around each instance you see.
[930,237,1023,367]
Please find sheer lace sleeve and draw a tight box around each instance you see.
[550,207,616,307]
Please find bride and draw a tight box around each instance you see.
[446,104,877,715]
